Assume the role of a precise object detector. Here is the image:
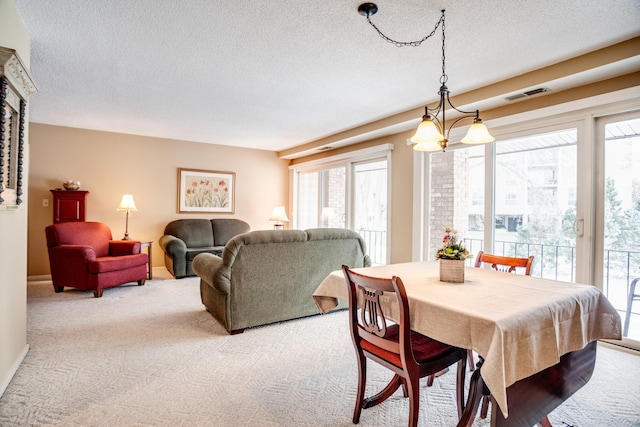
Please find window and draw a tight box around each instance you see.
[422,127,578,279]
[353,160,388,265]
[292,144,392,265]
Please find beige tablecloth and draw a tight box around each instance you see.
[312,261,621,417]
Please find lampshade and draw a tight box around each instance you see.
[412,140,444,152]
[117,194,137,212]
[410,117,443,144]
[321,207,334,220]
[269,206,289,222]
[461,119,495,144]
[321,207,334,227]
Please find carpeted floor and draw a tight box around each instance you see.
[1,271,639,426]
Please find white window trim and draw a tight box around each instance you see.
[288,143,394,172]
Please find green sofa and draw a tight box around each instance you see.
[159,218,250,278]
[192,228,371,334]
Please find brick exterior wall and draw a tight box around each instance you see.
[429,150,470,256]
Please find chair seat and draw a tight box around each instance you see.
[88,254,148,274]
[361,324,459,368]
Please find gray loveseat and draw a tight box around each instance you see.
[192,228,370,334]
[159,218,250,278]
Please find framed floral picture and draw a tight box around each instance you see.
[177,168,235,213]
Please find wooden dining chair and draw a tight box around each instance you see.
[342,265,467,427]
[474,250,534,276]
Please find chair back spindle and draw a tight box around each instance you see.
[474,251,534,276]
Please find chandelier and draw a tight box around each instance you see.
[357,3,494,152]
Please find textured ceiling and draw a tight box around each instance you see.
[12,0,640,153]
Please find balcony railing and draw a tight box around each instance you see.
[356,229,387,266]
[463,238,580,281]
[464,237,640,339]
[463,238,640,284]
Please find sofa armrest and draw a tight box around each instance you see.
[159,235,187,257]
[192,253,229,295]
[109,240,141,256]
[54,244,96,259]
[49,245,97,266]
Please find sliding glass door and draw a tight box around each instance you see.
[492,128,578,280]
[595,113,640,346]
[293,149,390,265]
[353,159,388,265]
[425,126,578,281]
[296,167,346,230]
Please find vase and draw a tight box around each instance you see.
[439,259,465,283]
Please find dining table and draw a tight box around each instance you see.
[312,261,622,427]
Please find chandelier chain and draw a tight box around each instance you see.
[440,12,447,85]
[365,10,444,48]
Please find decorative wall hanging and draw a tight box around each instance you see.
[0,47,37,209]
[177,168,235,214]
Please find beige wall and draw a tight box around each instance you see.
[387,133,414,264]
[0,0,30,397]
[27,124,289,276]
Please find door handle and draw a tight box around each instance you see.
[573,218,584,237]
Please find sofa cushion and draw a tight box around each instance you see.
[164,219,214,247]
[88,253,148,274]
[186,247,224,261]
[211,219,250,246]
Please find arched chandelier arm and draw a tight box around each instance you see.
[444,90,479,117]
[444,113,479,141]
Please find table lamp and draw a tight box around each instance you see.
[117,194,137,240]
[321,207,334,227]
[269,205,289,229]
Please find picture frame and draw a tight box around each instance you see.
[177,168,235,213]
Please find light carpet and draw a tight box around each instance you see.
[1,272,639,427]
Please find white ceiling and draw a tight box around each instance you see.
[12,0,640,153]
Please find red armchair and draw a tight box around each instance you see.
[45,221,148,298]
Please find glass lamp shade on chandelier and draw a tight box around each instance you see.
[357,4,494,152]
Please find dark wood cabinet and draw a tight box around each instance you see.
[50,190,89,223]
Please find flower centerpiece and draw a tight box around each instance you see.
[436,227,469,283]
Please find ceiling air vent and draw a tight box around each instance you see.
[505,87,550,102]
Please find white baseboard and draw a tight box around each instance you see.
[0,344,29,398]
